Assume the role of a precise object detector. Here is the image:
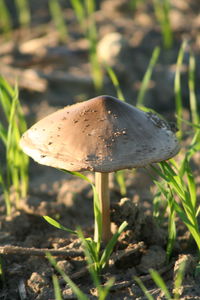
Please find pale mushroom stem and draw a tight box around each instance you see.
[94,172,112,244]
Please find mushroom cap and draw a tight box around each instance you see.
[20,95,180,172]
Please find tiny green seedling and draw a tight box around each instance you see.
[44,213,127,275]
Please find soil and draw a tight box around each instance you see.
[0,0,200,299]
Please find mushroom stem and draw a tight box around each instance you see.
[94,172,112,244]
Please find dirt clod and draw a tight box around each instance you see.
[136,245,166,274]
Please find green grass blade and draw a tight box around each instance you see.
[0,0,12,35]
[0,123,7,145]
[168,192,200,252]
[52,275,63,300]
[115,170,126,196]
[105,65,125,101]
[151,164,169,182]
[0,80,12,120]
[149,269,171,300]
[0,256,5,283]
[6,90,23,202]
[136,46,160,107]
[62,170,102,244]
[195,261,200,278]
[70,0,102,90]
[184,159,197,209]
[188,51,199,126]
[84,238,99,265]
[179,131,200,165]
[166,196,176,261]
[174,41,187,138]
[129,0,145,11]
[0,164,11,215]
[160,162,186,200]
[0,78,29,211]
[89,48,103,91]
[196,205,200,218]
[47,253,89,300]
[173,260,186,300]
[77,229,101,286]
[43,216,77,235]
[92,182,102,245]
[98,277,115,300]
[162,0,173,48]
[85,0,95,16]
[152,183,168,221]
[49,0,68,43]
[134,276,155,300]
[152,179,176,259]
[62,170,92,184]
[161,162,197,225]
[153,0,173,49]
[6,94,18,190]
[70,0,85,29]
[0,76,14,95]
[100,221,128,268]
[14,0,31,27]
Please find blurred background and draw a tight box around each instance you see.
[0,0,199,125]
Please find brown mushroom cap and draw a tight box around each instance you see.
[20,95,180,172]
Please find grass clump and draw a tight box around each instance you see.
[0,77,29,215]
[151,45,200,261]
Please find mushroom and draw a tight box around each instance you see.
[20,95,180,243]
